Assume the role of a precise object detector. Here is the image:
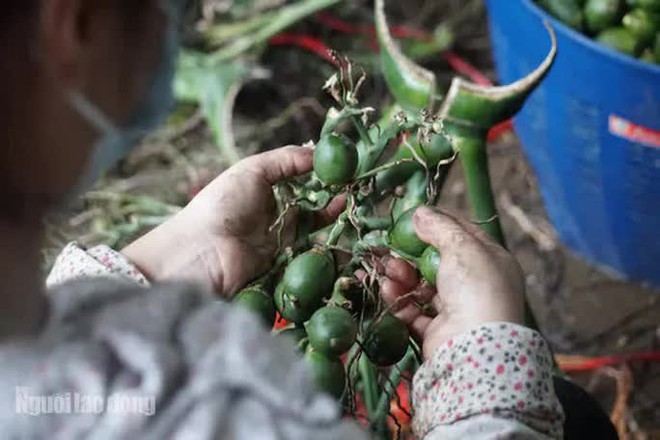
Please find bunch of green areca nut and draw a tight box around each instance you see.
[538,0,660,62]
[231,0,558,429]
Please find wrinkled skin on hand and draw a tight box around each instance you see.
[122,146,343,297]
[378,207,526,359]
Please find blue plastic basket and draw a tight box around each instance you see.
[485,0,660,287]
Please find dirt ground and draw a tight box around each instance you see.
[45,0,660,436]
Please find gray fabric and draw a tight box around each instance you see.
[0,270,558,439]
[425,415,559,440]
[0,278,366,439]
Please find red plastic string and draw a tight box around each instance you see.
[316,11,431,41]
[269,33,338,65]
[442,51,492,86]
[556,351,660,373]
[488,120,515,142]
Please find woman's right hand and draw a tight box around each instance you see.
[380,206,526,359]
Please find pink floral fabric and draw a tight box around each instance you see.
[47,243,149,287]
[413,322,564,438]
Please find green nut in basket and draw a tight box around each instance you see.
[539,0,585,30]
[626,0,660,13]
[639,48,657,61]
[623,8,660,43]
[596,27,645,55]
[584,0,625,34]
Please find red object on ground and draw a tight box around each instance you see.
[488,120,515,142]
[388,380,412,433]
[556,351,660,373]
[273,313,290,330]
[350,376,412,436]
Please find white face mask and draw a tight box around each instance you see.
[66,0,187,198]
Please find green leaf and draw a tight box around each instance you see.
[175,52,251,164]
[375,0,436,112]
[208,0,342,63]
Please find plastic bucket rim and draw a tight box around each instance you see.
[519,0,660,74]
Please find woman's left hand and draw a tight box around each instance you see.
[122,145,343,297]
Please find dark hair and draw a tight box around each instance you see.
[2,1,36,23]
[0,1,160,39]
[0,1,158,25]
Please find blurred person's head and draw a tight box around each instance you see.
[0,0,186,222]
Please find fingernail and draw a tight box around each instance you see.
[302,140,316,150]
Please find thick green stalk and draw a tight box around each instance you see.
[446,121,505,245]
[446,120,545,330]
[352,116,374,149]
[374,131,453,195]
[437,25,556,129]
[392,170,428,220]
[306,223,334,246]
[434,24,557,343]
[374,0,436,112]
[325,213,349,247]
[355,109,416,176]
[372,349,415,429]
[358,354,387,437]
[358,355,378,416]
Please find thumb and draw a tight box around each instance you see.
[240,145,314,184]
[412,207,483,256]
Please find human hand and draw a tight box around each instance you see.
[122,146,343,297]
[380,206,525,359]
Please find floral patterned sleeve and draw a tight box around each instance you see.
[413,322,564,439]
[47,243,149,287]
